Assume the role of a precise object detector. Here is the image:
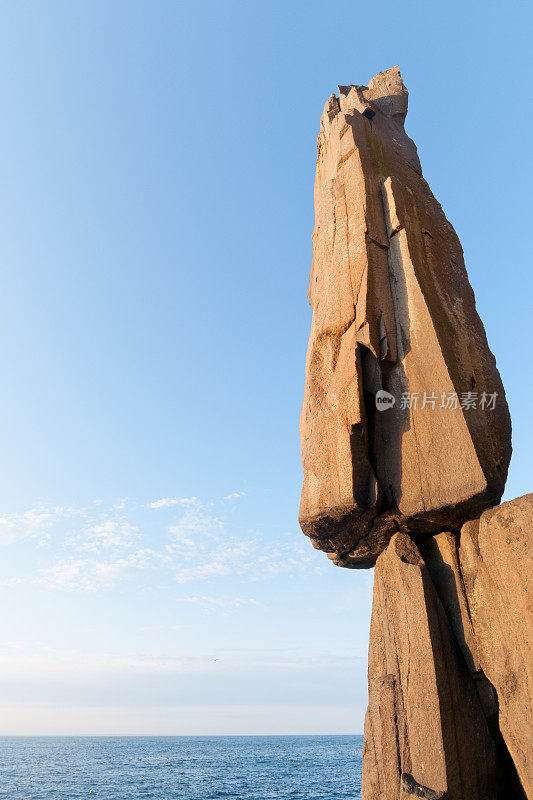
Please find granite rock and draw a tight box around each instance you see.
[361,533,497,799]
[299,67,511,566]
[459,494,533,798]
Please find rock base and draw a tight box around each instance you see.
[362,494,533,799]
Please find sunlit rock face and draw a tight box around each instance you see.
[300,67,532,800]
[361,497,533,800]
[458,495,533,799]
[299,67,511,568]
[362,532,498,800]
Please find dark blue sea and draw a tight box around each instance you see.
[0,736,363,799]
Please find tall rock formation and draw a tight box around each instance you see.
[299,68,532,799]
[362,533,497,800]
[299,66,511,568]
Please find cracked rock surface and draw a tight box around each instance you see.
[361,532,497,800]
[299,67,531,800]
[299,67,511,566]
[458,495,533,798]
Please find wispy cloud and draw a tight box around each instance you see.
[68,521,140,553]
[0,506,80,547]
[222,492,246,501]
[0,641,362,683]
[181,595,264,615]
[0,495,317,593]
[37,548,163,591]
[0,642,195,680]
[166,503,223,553]
[147,497,197,509]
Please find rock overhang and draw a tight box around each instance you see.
[299,67,512,567]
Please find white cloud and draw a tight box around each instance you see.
[0,517,15,546]
[222,491,246,501]
[173,540,253,584]
[181,595,264,615]
[0,642,194,680]
[0,505,75,547]
[2,495,318,593]
[167,503,223,547]
[37,548,164,591]
[38,558,88,590]
[110,497,129,510]
[147,497,197,509]
[70,520,140,553]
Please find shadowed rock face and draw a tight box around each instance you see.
[363,498,533,800]
[299,67,511,567]
[458,495,533,798]
[362,533,497,800]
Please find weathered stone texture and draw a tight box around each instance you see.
[362,532,497,800]
[459,494,533,798]
[299,67,511,566]
[299,66,530,800]
[366,495,533,799]
[417,531,481,675]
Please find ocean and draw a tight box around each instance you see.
[0,736,363,799]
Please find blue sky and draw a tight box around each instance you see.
[0,0,530,734]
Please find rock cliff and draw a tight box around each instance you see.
[299,66,511,568]
[362,533,497,800]
[299,68,531,799]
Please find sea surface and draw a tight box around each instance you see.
[0,736,363,799]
